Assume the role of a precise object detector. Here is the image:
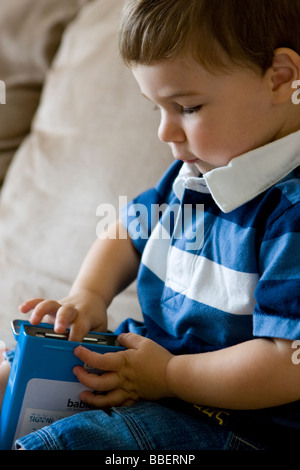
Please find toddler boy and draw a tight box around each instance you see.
[1,0,300,450]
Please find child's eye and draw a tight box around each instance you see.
[182,105,202,115]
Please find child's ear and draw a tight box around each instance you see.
[268,48,300,104]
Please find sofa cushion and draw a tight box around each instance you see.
[0,0,172,347]
[0,0,88,184]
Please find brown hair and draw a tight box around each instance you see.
[119,0,300,73]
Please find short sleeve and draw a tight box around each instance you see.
[253,202,300,340]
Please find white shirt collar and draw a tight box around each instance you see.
[173,131,300,213]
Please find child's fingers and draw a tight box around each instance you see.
[19,298,99,342]
[19,298,79,336]
[79,388,133,409]
[73,366,120,392]
[18,298,46,314]
[117,332,144,350]
[28,299,62,325]
[54,304,78,335]
[74,346,124,372]
[68,317,98,343]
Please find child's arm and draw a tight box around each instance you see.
[19,221,140,341]
[165,335,300,409]
[72,333,300,410]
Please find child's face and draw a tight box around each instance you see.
[132,56,282,173]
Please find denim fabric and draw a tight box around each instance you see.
[15,399,284,451]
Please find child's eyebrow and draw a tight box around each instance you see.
[141,90,203,101]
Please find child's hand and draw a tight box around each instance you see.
[18,290,108,342]
[73,333,175,408]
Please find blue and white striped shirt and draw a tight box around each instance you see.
[120,131,300,359]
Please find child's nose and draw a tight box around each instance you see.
[158,115,185,144]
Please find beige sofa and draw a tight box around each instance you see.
[0,0,172,348]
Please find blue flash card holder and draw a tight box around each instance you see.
[0,320,125,449]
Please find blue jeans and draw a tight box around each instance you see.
[14,399,295,451]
